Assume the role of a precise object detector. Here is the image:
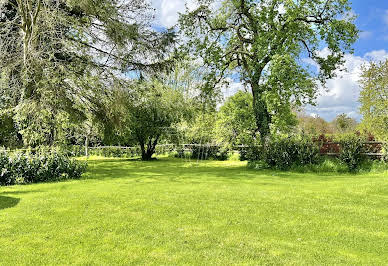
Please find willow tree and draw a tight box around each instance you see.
[0,0,176,145]
[180,0,358,140]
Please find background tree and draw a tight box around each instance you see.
[359,60,388,140]
[296,112,334,135]
[332,113,357,134]
[180,0,358,141]
[111,81,190,160]
[216,91,257,147]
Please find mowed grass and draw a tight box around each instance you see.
[1,157,388,265]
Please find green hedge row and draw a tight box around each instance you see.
[0,149,87,186]
[244,135,388,172]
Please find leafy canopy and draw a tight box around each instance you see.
[0,0,176,146]
[109,81,190,160]
[180,0,358,139]
[359,60,388,141]
[216,91,257,146]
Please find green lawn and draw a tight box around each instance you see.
[1,157,388,265]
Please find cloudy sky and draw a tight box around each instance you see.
[151,0,388,121]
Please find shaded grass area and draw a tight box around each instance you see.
[0,157,388,265]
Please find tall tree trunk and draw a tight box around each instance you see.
[85,134,89,157]
[140,135,160,161]
[252,84,271,143]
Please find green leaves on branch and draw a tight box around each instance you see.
[359,60,388,141]
[180,0,358,138]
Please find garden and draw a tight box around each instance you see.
[1,0,388,264]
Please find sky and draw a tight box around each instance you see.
[151,0,388,121]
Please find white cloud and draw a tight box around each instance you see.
[364,50,388,61]
[306,49,388,121]
[152,0,198,28]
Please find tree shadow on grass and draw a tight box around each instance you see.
[0,196,20,211]
[83,157,369,183]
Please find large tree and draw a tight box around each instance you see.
[180,0,358,140]
[0,0,176,145]
[359,60,388,140]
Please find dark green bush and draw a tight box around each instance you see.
[338,135,366,172]
[239,145,262,161]
[250,136,320,170]
[0,149,87,186]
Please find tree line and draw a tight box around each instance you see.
[0,0,386,160]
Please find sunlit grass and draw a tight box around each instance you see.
[1,157,387,264]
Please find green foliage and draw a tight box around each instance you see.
[333,113,357,133]
[239,144,262,162]
[0,110,20,148]
[110,80,191,160]
[0,148,87,186]
[89,147,141,158]
[184,112,218,145]
[190,145,229,161]
[180,0,358,138]
[0,0,176,147]
[359,60,388,141]
[338,134,366,172]
[246,135,320,170]
[382,143,388,163]
[296,111,335,135]
[216,91,258,147]
[263,136,321,170]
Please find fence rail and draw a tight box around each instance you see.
[2,141,387,158]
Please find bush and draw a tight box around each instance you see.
[0,149,87,186]
[246,136,320,170]
[190,145,228,161]
[239,145,262,161]
[382,142,388,163]
[338,134,366,172]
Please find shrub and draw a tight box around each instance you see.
[239,145,262,161]
[0,149,87,186]
[338,134,366,172]
[260,136,320,170]
[190,145,229,161]
[382,142,388,163]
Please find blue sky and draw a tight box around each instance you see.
[352,0,388,56]
[152,0,388,122]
